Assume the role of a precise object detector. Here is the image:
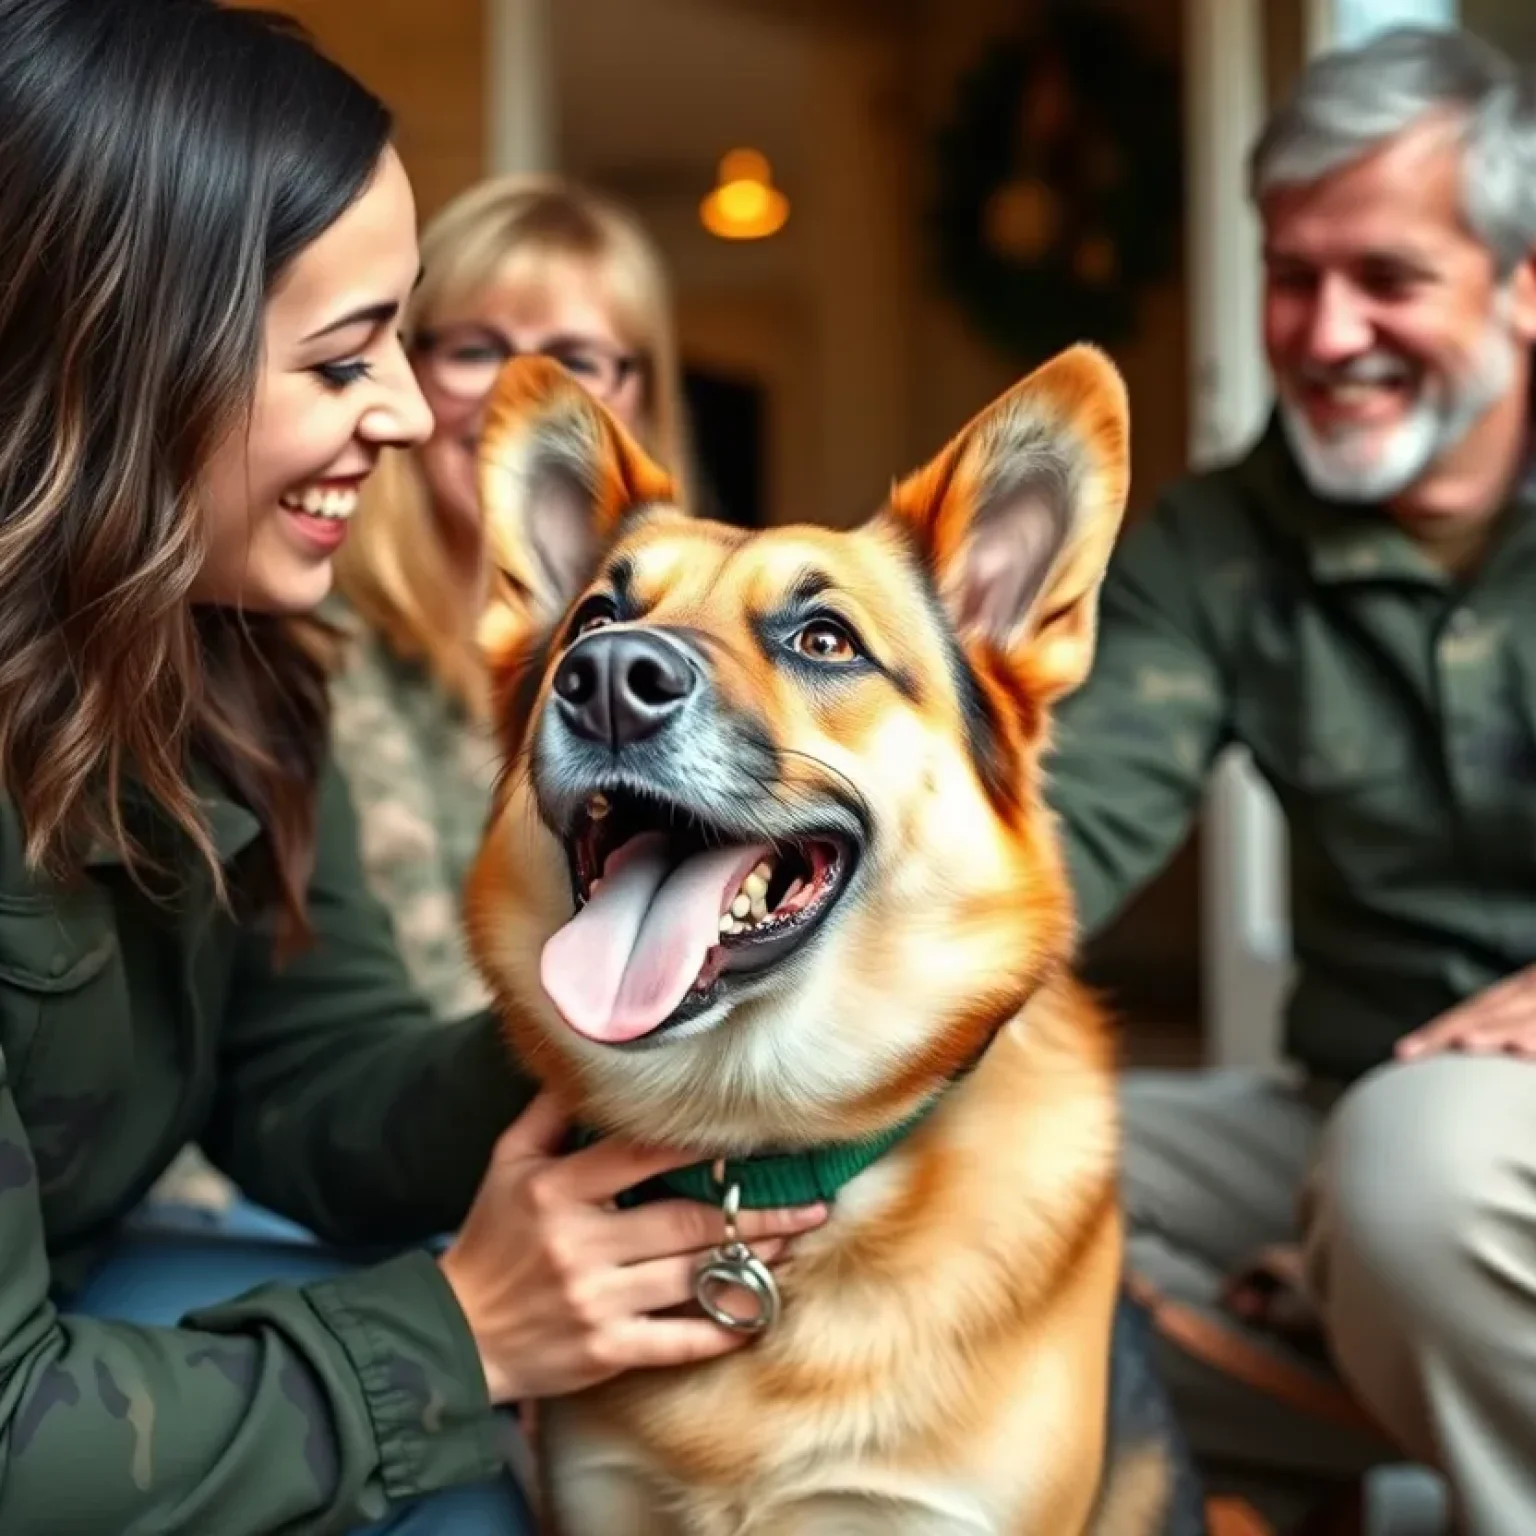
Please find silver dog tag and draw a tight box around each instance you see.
[691,1167,781,1335]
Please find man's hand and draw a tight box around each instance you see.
[1397,965,1536,1061]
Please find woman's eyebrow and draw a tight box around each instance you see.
[302,299,400,344]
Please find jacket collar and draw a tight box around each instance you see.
[1238,410,1536,589]
[83,767,261,869]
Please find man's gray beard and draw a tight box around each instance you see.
[1278,293,1519,504]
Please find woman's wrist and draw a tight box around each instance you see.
[437,1249,516,1404]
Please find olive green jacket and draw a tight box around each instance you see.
[0,756,534,1533]
[1047,416,1536,1082]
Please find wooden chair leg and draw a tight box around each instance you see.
[1207,1496,1275,1535]
[1206,1480,1368,1536]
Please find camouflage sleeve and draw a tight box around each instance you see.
[203,753,536,1248]
[0,1043,506,1533]
[1044,496,1233,939]
[329,633,489,1020]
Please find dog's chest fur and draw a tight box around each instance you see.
[537,983,1129,1536]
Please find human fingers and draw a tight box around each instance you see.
[489,1089,572,1162]
[1399,968,1536,1061]
[545,1134,715,1205]
[598,1237,791,1318]
[591,1196,827,1267]
[1448,1018,1536,1057]
[588,1315,767,1376]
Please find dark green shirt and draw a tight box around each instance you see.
[0,755,534,1532]
[1048,417,1536,1083]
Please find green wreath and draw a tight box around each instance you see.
[928,3,1183,364]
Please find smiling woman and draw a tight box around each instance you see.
[191,149,430,615]
[0,0,428,945]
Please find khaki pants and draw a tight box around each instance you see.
[1123,1055,1536,1535]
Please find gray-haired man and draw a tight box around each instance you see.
[1045,26,1536,1534]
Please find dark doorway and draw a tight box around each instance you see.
[683,365,767,528]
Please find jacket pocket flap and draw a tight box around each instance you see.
[0,900,119,994]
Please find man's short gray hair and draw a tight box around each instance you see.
[1250,26,1536,275]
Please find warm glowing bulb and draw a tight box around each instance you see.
[718,180,770,223]
[700,148,789,241]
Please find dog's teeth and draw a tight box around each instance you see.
[743,871,768,901]
[749,896,768,922]
[730,892,751,919]
[718,912,733,934]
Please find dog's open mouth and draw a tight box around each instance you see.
[539,790,852,1046]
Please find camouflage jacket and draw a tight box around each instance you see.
[0,755,535,1533]
[328,603,498,1020]
[1047,415,1536,1082]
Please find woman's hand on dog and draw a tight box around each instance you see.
[439,1090,829,1403]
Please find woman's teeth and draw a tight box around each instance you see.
[280,484,359,520]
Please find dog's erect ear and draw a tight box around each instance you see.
[884,344,1130,700]
[476,355,678,666]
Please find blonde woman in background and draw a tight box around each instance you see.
[329,174,693,1018]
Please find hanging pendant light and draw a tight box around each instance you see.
[700,148,789,241]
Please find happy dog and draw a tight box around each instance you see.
[464,350,1203,1533]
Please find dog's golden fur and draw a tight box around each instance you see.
[463,348,1169,1533]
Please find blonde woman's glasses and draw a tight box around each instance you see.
[413,323,645,404]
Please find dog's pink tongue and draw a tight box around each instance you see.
[540,832,769,1043]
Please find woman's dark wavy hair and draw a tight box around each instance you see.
[0,0,394,946]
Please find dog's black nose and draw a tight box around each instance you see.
[552,630,696,750]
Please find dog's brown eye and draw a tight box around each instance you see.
[568,595,618,641]
[794,620,857,663]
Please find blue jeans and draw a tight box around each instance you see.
[72,1200,536,1535]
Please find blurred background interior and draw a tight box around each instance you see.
[234,0,1533,1074]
